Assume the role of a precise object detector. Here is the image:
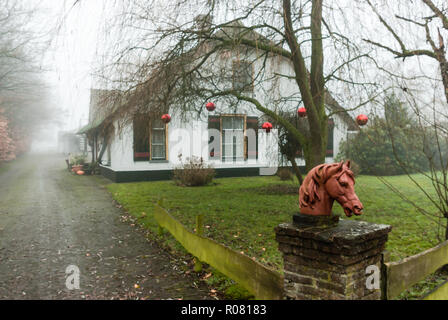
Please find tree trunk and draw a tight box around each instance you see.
[97,135,108,165]
[304,146,325,172]
[90,134,95,164]
[440,60,448,105]
[304,121,327,172]
[282,0,327,172]
[287,155,303,185]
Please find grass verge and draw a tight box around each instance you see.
[106,174,447,299]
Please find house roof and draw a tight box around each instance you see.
[213,20,277,46]
[77,89,125,135]
[77,116,105,134]
[81,20,359,133]
[214,20,359,131]
[324,91,359,131]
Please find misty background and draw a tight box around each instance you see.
[1,0,445,154]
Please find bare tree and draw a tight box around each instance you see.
[0,1,43,93]
[0,0,57,160]
[363,0,448,240]
[364,0,447,104]
[95,0,378,176]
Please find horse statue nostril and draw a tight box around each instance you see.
[353,205,363,215]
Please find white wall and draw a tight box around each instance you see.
[105,114,278,172]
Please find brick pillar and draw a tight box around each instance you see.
[275,215,392,300]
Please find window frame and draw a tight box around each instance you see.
[149,117,168,161]
[133,115,168,162]
[220,114,247,162]
[245,116,259,160]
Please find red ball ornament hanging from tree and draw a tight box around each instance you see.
[206,102,216,111]
[356,114,368,126]
[262,122,273,133]
[161,114,171,123]
[297,107,307,117]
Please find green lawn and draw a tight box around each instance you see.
[106,174,447,299]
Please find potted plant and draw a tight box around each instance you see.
[70,154,87,174]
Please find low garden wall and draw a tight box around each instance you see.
[153,202,284,300]
[153,200,448,300]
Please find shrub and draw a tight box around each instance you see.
[277,167,293,181]
[70,154,87,166]
[173,155,215,186]
[348,160,361,176]
[336,95,429,176]
[336,123,430,176]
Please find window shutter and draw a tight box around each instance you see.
[208,116,221,159]
[246,116,258,160]
[133,116,150,161]
[327,118,334,157]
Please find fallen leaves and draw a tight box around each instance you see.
[203,273,212,280]
[209,289,218,299]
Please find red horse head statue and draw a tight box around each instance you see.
[299,161,363,217]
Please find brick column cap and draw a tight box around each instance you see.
[275,219,392,245]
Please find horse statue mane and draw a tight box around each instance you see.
[299,161,363,217]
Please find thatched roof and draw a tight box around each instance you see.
[80,20,359,133]
[77,89,125,135]
[215,20,359,131]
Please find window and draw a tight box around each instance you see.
[208,116,221,159]
[222,116,245,162]
[133,115,167,161]
[232,60,253,92]
[208,115,258,162]
[150,118,166,160]
[246,116,258,160]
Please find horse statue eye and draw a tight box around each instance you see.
[340,181,348,187]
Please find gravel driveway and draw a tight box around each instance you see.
[0,153,211,300]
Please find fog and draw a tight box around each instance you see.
[2,0,446,155]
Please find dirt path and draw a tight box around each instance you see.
[0,154,211,300]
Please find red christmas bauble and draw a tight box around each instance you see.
[356,114,368,126]
[262,122,273,133]
[297,107,307,117]
[206,102,216,111]
[161,114,171,123]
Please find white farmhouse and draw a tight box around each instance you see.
[78,23,358,182]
